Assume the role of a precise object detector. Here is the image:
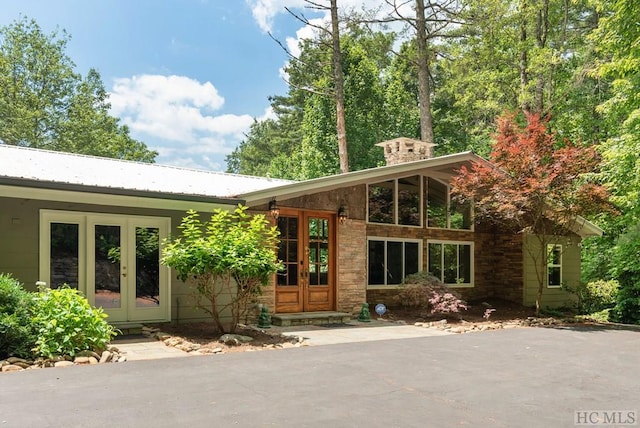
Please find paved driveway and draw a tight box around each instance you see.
[0,326,637,428]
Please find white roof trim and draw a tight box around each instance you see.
[240,151,488,205]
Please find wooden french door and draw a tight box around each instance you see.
[275,210,335,313]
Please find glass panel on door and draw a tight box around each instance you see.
[308,218,329,287]
[135,227,160,307]
[94,225,121,309]
[50,222,79,289]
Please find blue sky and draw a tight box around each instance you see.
[1,1,397,171]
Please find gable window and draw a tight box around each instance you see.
[426,177,472,230]
[368,238,421,286]
[547,244,562,287]
[427,241,473,287]
[368,175,422,226]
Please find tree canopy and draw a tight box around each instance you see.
[0,17,156,162]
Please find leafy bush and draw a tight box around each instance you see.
[162,206,282,333]
[565,280,619,314]
[609,225,640,324]
[0,274,37,359]
[396,272,468,315]
[32,286,117,358]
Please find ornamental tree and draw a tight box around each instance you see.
[451,113,610,313]
[162,206,282,333]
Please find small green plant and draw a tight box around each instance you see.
[32,286,117,358]
[396,271,468,315]
[0,274,37,359]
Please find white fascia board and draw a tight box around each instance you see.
[0,184,236,212]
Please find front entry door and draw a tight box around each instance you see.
[275,210,335,313]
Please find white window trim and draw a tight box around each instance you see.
[426,177,474,232]
[366,175,423,228]
[427,239,475,288]
[546,244,563,288]
[367,237,423,288]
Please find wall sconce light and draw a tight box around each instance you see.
[338,205,348,225]
[268,199,280,220]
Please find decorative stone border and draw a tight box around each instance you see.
[0,347,127,373]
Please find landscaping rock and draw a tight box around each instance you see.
[54,361,75,368]
[76,350,101,359]
[2,364,23,372]
[74,356,91,364]
[12,361,31,369]
[6,357,30,365]
[99,351,113,364]
[219,334,253,346]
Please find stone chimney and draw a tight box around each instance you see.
[375,137,437,166]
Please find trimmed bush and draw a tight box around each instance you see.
[396,272,468,315]
[0,274,37,359]
[32,286,117,358]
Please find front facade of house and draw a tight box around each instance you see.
[0,142,601,326]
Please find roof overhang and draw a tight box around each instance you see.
[0,177,241,212]
[570,215,604,238]
[240,151,488,205]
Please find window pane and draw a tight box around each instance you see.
[276,216,298,287]
[50,223,79,289]
[450,199,472,230]
[398,175,421,226]
[428,243,442,280]
[94,225,121,309]
[135,227,160,307]
[368,181,395,223]
[427,178,447,228]
[405,242,420,277]
[443,244,458,284]
[368,241,385,285]
[387,241,403,285]
[459,244,471,283]
[548,267,561,286]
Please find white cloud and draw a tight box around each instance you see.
[247,0,308,33]
[109,74,254,169]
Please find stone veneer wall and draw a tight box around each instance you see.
[336,219,367,314]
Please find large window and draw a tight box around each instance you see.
[547,244,562,287]
[368,176,421,226]
[368,238,421,286]
[426,177,472,230]
[427,241,473,287]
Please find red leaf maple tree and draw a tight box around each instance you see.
[451,112,610,313]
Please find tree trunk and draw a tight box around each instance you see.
[330,0,349,173]
[518,0,532,115]
[415,0,435,154]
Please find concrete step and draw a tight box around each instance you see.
[111,323,144,335]
[271,311,352,327]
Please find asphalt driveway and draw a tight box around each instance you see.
[0,325,637,428]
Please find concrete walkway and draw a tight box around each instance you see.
[114,320,451,360]
[273,320,452,346]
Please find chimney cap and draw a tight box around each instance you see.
[375,137,438,149]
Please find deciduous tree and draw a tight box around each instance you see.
[451,112,610,313]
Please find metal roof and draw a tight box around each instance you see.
[0,144,293,199]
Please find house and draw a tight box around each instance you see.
[0,141,602,326]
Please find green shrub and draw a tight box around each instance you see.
[609,225,640,324]
[0,274,37,359]
[565,280,619,314]
[32,286,117,358]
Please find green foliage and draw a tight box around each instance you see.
[0,274,37,359]
[609,225,640,324]
[162,205,282,333]
[0,17,156,161]
[31,286,117,358]
[564,280,619,315]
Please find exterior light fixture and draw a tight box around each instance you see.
[268,199,280,220]
[338,205,348,225]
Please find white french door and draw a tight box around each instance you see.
[40,211,170,323]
